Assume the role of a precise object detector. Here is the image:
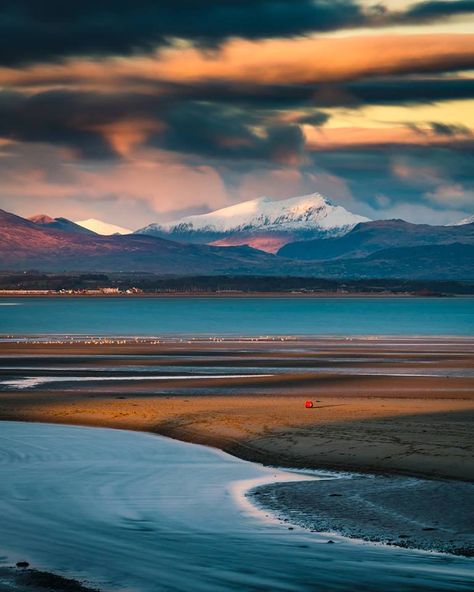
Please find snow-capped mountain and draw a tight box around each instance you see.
[75,218,132,235]
[453,214,474,226]
[136,192,370,253]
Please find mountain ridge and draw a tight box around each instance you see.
[278,219,474,260]
[1,208,473,279]
[29,214,96,235]
[136,192,370,253]
[0,208,279,274]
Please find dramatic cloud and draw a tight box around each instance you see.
[429,121,472,136]
[400,0,474,22]
[332,77,474,107]
[0,2,472,226]
[0,141,230,227]
[1,1,473,67]
[0,1,366,66]
[3,34,472,91]
[310,144,474,220]
[0,89,308,164]
[157,102,305,164]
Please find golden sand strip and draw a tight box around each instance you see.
[0,338,473,481]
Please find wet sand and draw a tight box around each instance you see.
[0,337,473,561]
[250,475,474,556]
[0,566,99,592]
[0,337,473,481]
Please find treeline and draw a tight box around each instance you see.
[1,273,473,295]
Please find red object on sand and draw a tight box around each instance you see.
[305,400,314,408]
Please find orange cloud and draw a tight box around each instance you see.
[1,34,473,91]
[304,124,474,149]
[152,34,474,85]
[85,119,163,157]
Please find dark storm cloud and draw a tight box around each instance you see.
[143,77,474,110]
[156,102,305,163]
[400,0,474,22]
[429,122,472,136]
[332,78,474,107]
[370,0,474,24]
[294,112,330,126]
[0,91,119,158]
[0,90,172,158]
[0,89,306,163]
[0,0,364,66]
[0,74,473,162]
[406,121,473,137]
[1,1,474,67]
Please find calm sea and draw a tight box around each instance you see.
[0,296,473,336]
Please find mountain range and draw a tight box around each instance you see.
[278,219,474,260]
[29,214,95,235]
[137,193,370,253]
[0,209,277,274]
[0,192,473,279]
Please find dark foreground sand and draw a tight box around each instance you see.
[0,337,473,560]
[0,566,99,592]
[250,475,474,556]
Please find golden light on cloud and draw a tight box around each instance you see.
[86,119,163,157]
[325,100,474,130]
[305,124,472,150]
[1,34,473,91]
[0,2,472,227]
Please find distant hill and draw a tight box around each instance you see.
[136,192,370,253]
[0,209,277,274]
[313,243,474,280]
[29,214,96,235]
[278,219,474,260]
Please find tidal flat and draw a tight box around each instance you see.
[0,337,473,590]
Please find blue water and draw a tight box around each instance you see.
[0,421,472,591]
[1,296,473,335]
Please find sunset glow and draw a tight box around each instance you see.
[0,1,472,227]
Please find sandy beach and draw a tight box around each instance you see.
[0,337,473,560]
[0,337,473,480]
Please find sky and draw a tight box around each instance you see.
[0,0,473,229]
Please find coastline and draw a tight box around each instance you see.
[0,336,472,561]
[249,474,474,557]
[1,422,472,592]
[0,291,468,298]
[1,416,473,561]
[0,336,473,482]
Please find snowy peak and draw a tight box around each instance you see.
[454,214,474,226]
[140,192,370,235]
[136,192,370,252]
[75,218,132,235]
